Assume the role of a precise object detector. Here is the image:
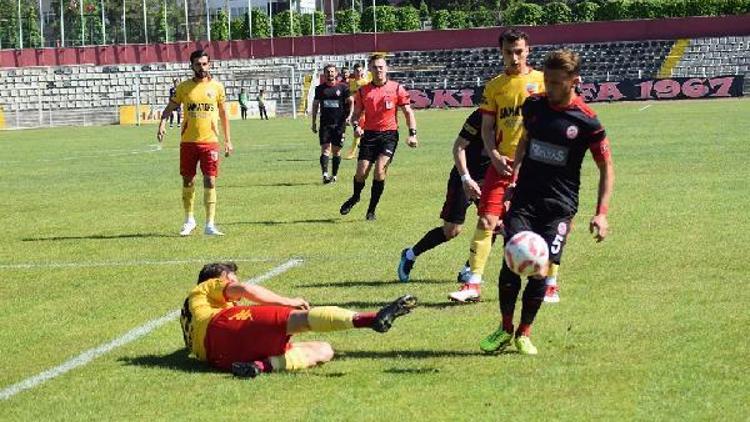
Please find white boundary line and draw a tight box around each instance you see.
[0,145,162,164]
[0,257,274,270]
[0,258,303,401]
[638,104,653,112]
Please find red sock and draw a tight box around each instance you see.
[502,314,514,333]
[254,359,274,373]
[517,323,532,337]
[353,312,377,328]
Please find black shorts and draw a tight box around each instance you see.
[440,169,472,224]
[358,130,398,162]
[503,204,574,265]
[319,124,345,147]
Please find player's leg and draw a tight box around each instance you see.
[365,133,397,220]
[400,170,467,282]
[179,144,198,236]
[340,135,374,215]
[199,145,223,235]
[329,128,344,182]
[320,135,332,184]
[169,110,175,128]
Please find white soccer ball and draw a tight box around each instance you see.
[504,231,550,277]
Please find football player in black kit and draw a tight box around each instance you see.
[312,64,353,184]
[397,109,492,288]
[480,50,615,355]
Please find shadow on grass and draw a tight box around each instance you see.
[336,349,487,360]
[224,218,353,226]
[276,158,315,162]
[118,348,214,373]
[295,278,451,288]
[229,181,320,187]
[22,233,174,242]
[384,367,441,374]
[315,299,477,310]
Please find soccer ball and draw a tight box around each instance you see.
[504,231,549,277]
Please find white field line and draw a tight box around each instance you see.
[638,104,653,112]
[0,145,162,164]
[0,258,303,401]
[0,257,274,270]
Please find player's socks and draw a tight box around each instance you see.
[502,314,514,334]
[520,277,546,328]
[412,227,449,257]
[544,263,560,303]
[499,263,522,324]
[331,155,341,177]
[352,312,377,328]
[468,227,493,277]
[253,359,274,373]
[204,188,217,225]
[320,154,329,175]
[516,323,532,337]
[352,177,365,200]
[367,179,385,214]
[307,306,356,331]
[182,186,195,218]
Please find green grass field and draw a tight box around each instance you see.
[1,99,749,420]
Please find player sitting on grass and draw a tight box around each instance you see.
[180,262,418,377]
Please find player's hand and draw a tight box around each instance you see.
[590,214,609,242]
[311,123,317,134]
[286,298,310,310]
[502,183,515,211]
[462,178,481,200]
[224,140,234,157]
[407,135,418,148]
[354,126,364,137]
[491,153,512,176]
[156,127,165,143]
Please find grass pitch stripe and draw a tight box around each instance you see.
[0,257,275,270]
[0,258,304,401]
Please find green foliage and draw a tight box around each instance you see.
[573,1,600,21]
[24,5,43,47]
[395,5,421,31]
[230,17,245,40]
[419,0,431,21]
[447,10,471,28]
[272,10,301,37]
[628,0,658,18]
[502,2,544,25]
[470,6,497,27]
[431,9,450,29]
[718,0,750,14]
[361,5,397,32]
[595,0,631,21]
[249,8,270,39]
[543,1,573,24]
[335,9,361,33]
[299,11,325,36]
[157,1,169,42]
[211,9,230,40]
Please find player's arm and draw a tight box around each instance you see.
[589,138,614,242]
[453,136,481,199]
[224,282,310,310]
[311,99,320,133]
[217,101,233,157]
[345,95,354,123]
[400,103,418,148]
[350,93,364,136]
[512,131,529,181]
[481,113,509,175]
[157,99,180,145]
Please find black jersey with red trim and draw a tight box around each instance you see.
[315,82,350,126]
[458,109,491,179]
[514,94,608,215]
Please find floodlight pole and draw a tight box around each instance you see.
[101,0,106,44]
[184,0,190,41]
[122,0,127,44]
[39,0,44,47]
[18,0,23,49]
[206,0,211,41]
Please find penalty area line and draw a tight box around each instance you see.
[0,257,275,270]
[638,104,653,112]
[0,258,304,401]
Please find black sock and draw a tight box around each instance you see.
[498,261,522,321]
[367,180,385,213]
[520,277,546,326]
[332,156,341,176]
[320,154,329,175]
[352,177,365,201]
[412,227,449,257]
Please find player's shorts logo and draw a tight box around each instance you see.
[210,150,219,161]
[557,222,568,236]
[566,125,579,139]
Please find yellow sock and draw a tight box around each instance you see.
[268,347,310,372]
[548,263,559,278]
[204,188,216,225]
[307,307,355,332]
[182,186,195,220]
[469,228,493,276]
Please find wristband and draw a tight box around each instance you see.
[409,128,417,136]
[596,204,609,215]
[460,174,472,182]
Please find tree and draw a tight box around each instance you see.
[543,1,573,24]
[470,6,497,27]
[211,9,229,40]
[447,10,470,28]
[335,9,360,33]
[273,10,300,37]
[431,9,450,29]
[419,0,430,22]
[573,1,600,22]
[25,4,43,47]
[299,10,325,36]
[502,2,544,25]
[595,0,631,21]
[250,9,270,38]
[361,5,397,32]
[230,17,245,40]
[395,5,421,31]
